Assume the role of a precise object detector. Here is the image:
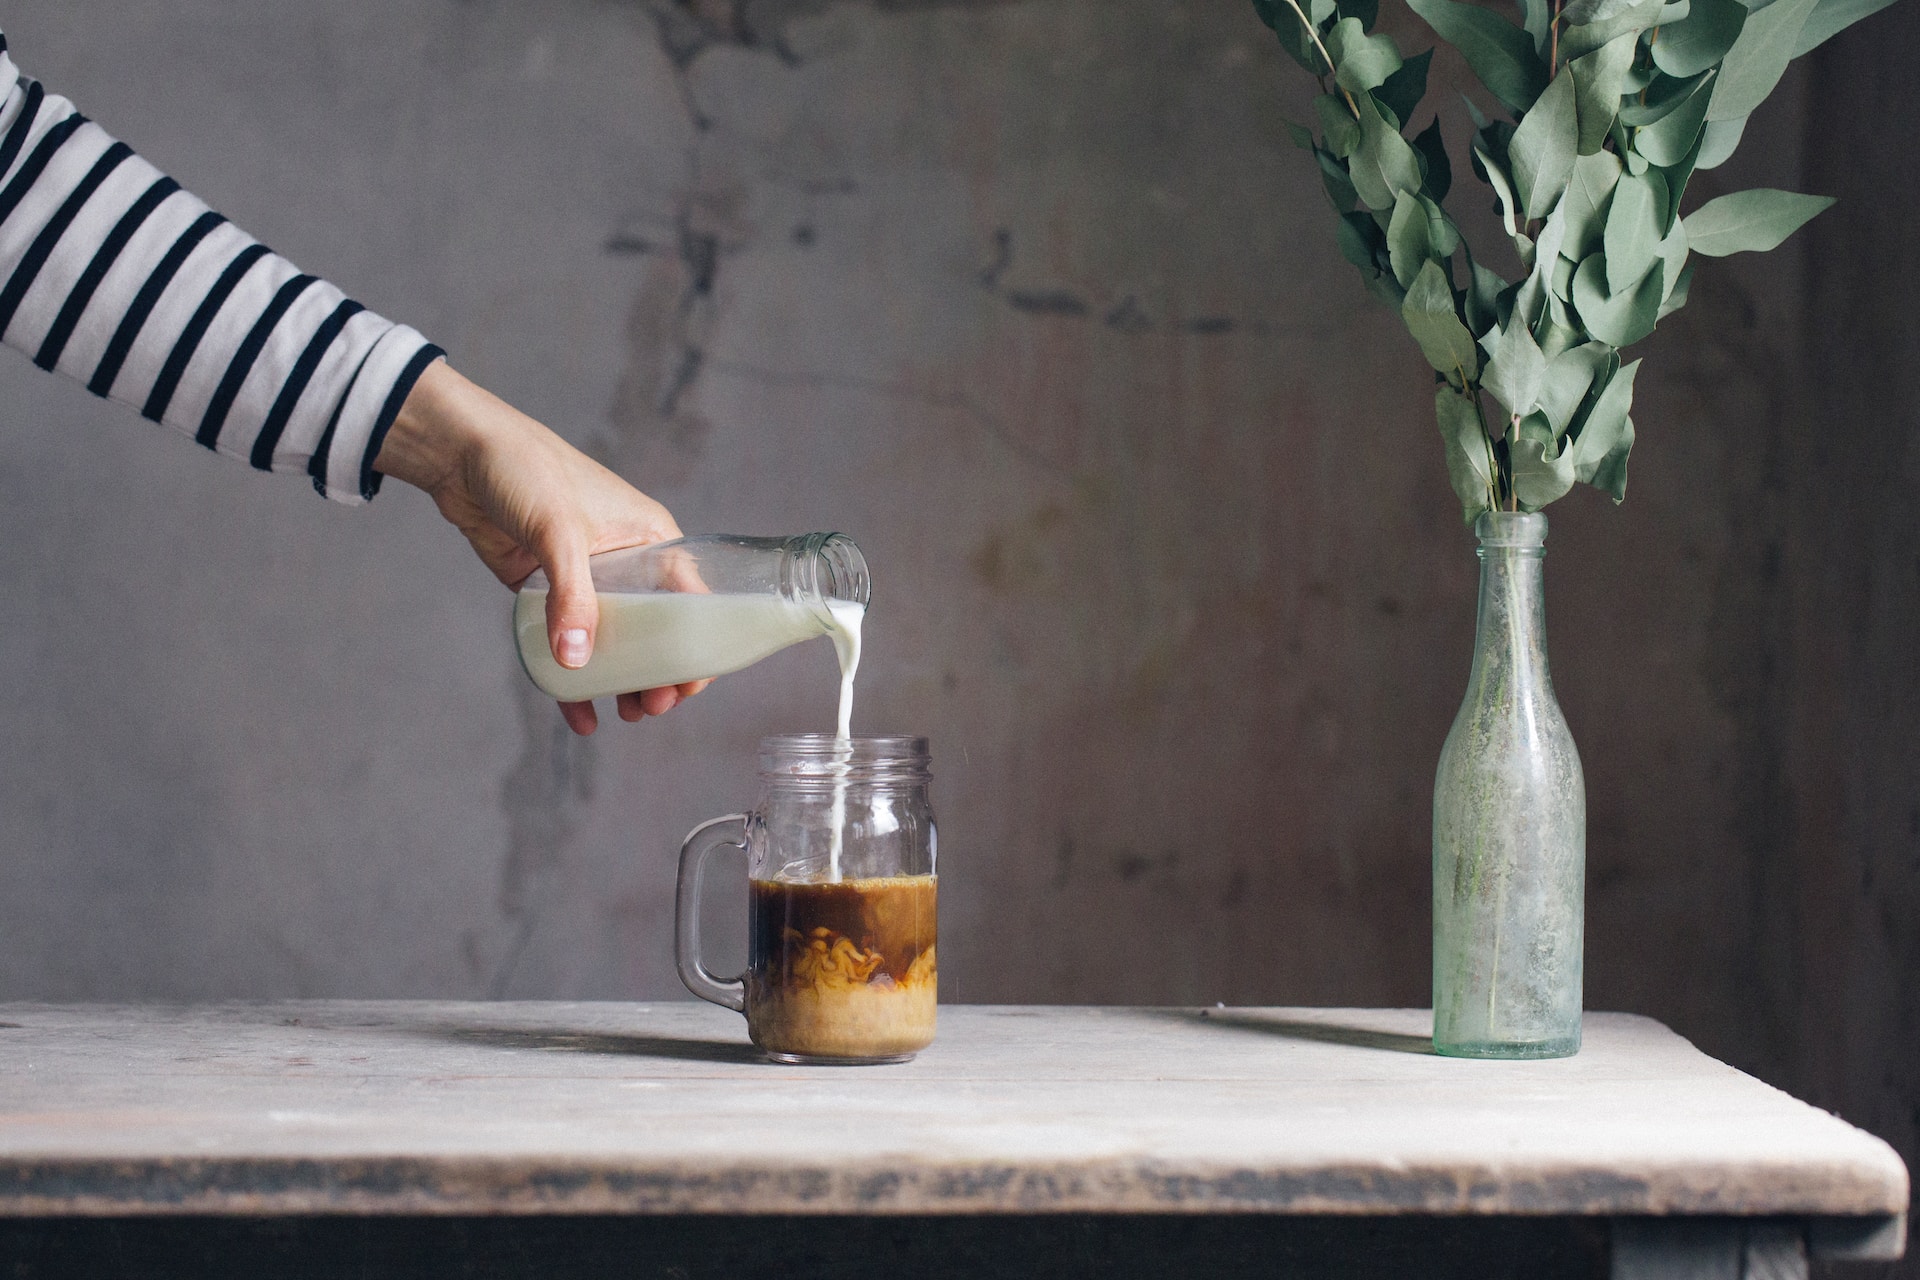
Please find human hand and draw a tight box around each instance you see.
[375,359,710,735]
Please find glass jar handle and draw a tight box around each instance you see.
[674,814,748,1012]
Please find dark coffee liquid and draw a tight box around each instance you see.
[745,875,936,1061]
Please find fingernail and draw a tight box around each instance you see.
[558,629,590,668]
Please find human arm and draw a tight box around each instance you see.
[0,29,693,732]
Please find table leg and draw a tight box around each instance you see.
[1611,1220,1807,1280]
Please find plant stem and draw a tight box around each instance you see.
[1469,387,1506,511]
[1278,0,1362,118]
[1549,0,1562,75]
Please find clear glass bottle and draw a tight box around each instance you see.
[513,533,869,702]
[1432,511,1585,1058]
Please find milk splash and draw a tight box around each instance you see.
[824,598,864,881]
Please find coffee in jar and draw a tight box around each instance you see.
[746,874,936,1063]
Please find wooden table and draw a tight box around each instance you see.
[0,1003,1904,1278]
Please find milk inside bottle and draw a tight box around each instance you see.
[513,533,870,704]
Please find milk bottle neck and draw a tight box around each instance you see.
[782,532,870,628]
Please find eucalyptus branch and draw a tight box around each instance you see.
[1248,0,1877,520]
[1276,0,1362,118]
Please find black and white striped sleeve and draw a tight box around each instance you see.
[0,31,444,505]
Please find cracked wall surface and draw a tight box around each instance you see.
[0,0,1911,1216]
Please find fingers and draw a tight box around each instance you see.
[538,527,598,671]
[559,700,598,736]
[613,686,688,722]
[676,678,712,699]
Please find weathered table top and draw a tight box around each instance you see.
[0,1003,1904,1225]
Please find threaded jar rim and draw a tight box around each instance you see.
[758,733,931,788]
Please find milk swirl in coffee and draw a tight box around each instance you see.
[746,875,937,1061]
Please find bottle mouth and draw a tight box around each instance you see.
[786,532,870,609]
[759,733,930,787]
[1474,510,1548,550]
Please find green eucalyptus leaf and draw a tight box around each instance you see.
[1618,69,1713,127]
[1336,210,1383,270]
[1507,272,1546,341]
[1604,172,1664,291]
[1406,0,1550,112]
[1709,0,1818,121]
[1550,252,1577,299]
[1651,0,1747,76]
[1423,193,1462,258]
[1510,71,1578,218]
[1654,210,1689,292]
[1328,18,1406,92]
[1643,167,1674,233]
[1466,251,1508,335]
[1536,316,1583,360]
[1683,188,1835,255]
[1658,259,1696,318]
[1287,121,1317,150]
[1376,48,1434,124]
[1569,357,1640,497]
[1339,0,1382,28]
[1483,319,1549,417]
[1413,116,1452,200]
[1265,0,1334,74]
[1402,259,1481,381]
[1521,0,1554,52]
[1634,69,1715,165]
[1546,283,1578,331]
[1534,198,1570,271]
[1387,190,1431,287]
[1560,151,1624,261]
[1349,95,1425,209]
[1510,416,1578,510]
[1315,146,1361,211]
[1563,0,1644,24]
[1475,142,1524,238]
[1658,0,1692,19]
[1590,415,1634,499]
[1794,0,1900,53]
[1434,387,1495,520]
[1311,0,1339,24]
[1694,116,1747,169]
[1316,95,1362,157]
[1654,127,1705,225]
[1537,342,1612,434]
[1571,254,1665,346]
[1570,34,1639,154]
[1561,0,1666,59]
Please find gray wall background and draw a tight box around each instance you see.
[0,0,1910,1256]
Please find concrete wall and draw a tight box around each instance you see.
[0,0,1909,1246]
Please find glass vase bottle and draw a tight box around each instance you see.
[1432,511,1585,1058]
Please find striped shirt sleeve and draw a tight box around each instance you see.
[0,31,444,505]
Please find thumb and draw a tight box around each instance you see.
[538,527,598,670]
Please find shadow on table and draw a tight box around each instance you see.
[1138,1010,1435,1056]
[412,1026,763,1066]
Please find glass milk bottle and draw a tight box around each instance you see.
[514,533,869,702]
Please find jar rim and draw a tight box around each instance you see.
[758,733,931,785]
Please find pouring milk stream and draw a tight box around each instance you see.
[513,533,869,880]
